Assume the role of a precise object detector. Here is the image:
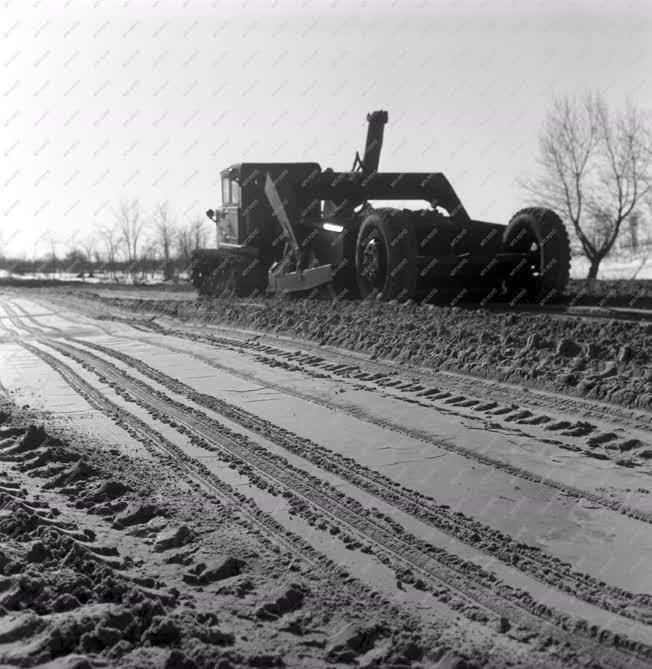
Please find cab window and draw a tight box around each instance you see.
[231,181,240,205]
[221,176,240,205]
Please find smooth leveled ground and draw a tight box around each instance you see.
[0,287,651,668]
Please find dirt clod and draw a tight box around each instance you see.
[154,525,193,552]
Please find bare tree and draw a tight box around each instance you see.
[79,236,96,276]
[189,216,209,250]
[177,225,194,271]
[139,238,158,281]
[175,218,209,276]
[45,231,58,278]
[98,223,120,281]
[524,93,652,279]
[114,198,145,282]
[177,227,192,265]
[92,247,103,272]
[152,201,177,281]
[626,212,640,253]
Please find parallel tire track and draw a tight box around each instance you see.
[8,301,652,665]
[10,304,652,626]
[24,296,652,433]
[1,302,42,337]
[19,341,339,575]
[27,340,509,626]
[27,337,652,667]
[83,318,652,525]
[67,336,652,628]
[121,315,652,430]
[7,300,66,335]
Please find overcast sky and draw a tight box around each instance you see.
[2,0,651,257]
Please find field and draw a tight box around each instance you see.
[0,283,651,668]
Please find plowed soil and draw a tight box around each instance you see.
[0,285,651,668]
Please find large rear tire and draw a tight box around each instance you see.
[502,208,570,303]
[355,208,417,301]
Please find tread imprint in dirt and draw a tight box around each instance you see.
[109,316,652,463]
[79,321,652,525]
[16,338,652,668]
[61,336,652,628]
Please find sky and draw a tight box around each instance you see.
[1,0,652,258]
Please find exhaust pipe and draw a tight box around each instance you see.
[361,110,388,173]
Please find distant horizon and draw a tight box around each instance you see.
[2,0,652,257]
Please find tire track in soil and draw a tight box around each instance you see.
[7,298,67,335]
[1,301,42,338]
[8,301,652,626]
[25,294,652,437]
[23,338,652,668]
[70,315,652,526]
[17,341,345,579]
[0,305,327,574]
[0,417,438,668]
[7,302,652,664]
[37,303,652,468]
[100,315,651,465]
[22,300,652,525]
[62,336,652,629]
[24,341,503,622]
[0,430,172,595]
[0,304,34,339]
[223,340,651,459]
[109,312,652,431]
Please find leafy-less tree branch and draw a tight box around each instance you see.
[113,198,146,283]
[97,222,120,281]
[152,201,177,281]
[523,92,652,279]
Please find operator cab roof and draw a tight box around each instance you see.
[220,163,322,182]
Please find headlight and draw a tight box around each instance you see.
[322,222,344,233]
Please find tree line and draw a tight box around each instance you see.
[1,201,213,283]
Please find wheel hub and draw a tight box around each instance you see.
[360,236,386,289]
[527,240,542,277]
[505,231,544,298]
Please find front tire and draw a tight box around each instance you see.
[355,208,417,301]
[502,208,570,303]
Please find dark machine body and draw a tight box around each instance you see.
[193,111,570,303]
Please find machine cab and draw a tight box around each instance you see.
[209,162,323,256]
[217,167,241,246]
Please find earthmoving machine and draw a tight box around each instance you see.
[192,111,570,303]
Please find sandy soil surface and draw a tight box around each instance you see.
[1,286,651,668]
[60,287,652,411]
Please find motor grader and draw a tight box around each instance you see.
[192,111,570,303]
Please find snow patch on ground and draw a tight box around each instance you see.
[571,251,651,280]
